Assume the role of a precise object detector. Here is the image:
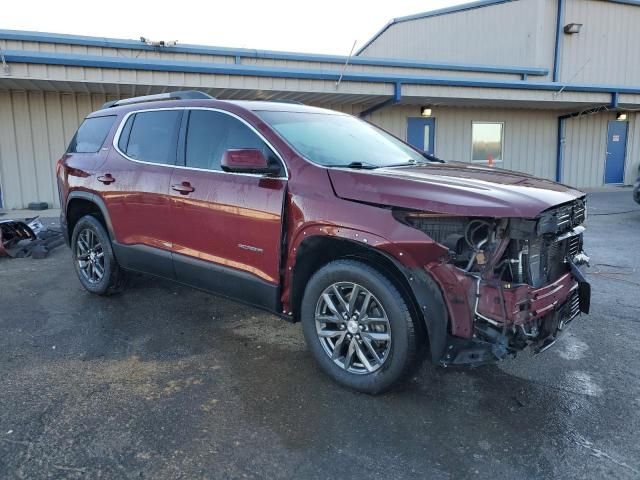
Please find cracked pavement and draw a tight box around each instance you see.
[1,190,639,479]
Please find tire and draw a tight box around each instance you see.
[71,214,125,295]
[300,259,424,394]
[634,186,640,205]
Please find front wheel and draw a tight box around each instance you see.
[300,259,424,394]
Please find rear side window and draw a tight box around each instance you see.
[119,110,182,165]
[68,116,116,153]
[185,110,281,172]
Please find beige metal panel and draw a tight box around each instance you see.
[359,0,556,79]
[0,91,111,209]
[626,113,640,185]
[561,111,637,188]
[561,0,640,86]
[401,84,614,108]
[0,91,22,208]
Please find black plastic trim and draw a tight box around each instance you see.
[173,251,279,312]
[112,242,175,279]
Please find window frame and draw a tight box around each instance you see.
[114,109,183,166]
[470,121,505,164]
[112,107,288,179]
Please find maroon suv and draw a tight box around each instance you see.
[57,90,590,393]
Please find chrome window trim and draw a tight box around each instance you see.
[111,106,289,180]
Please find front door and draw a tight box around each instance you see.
[604,120,628,184]
[169,109,287,311]
[407,117,435,155]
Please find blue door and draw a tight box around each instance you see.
[407,118,435,155]
[604,120,627,184]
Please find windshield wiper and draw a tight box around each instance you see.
[327,161,378,170]
[422,153,445,163]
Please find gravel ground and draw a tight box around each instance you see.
[1,190,639,479]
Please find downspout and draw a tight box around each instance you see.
[359,82,401,118]
[552,0,565,83]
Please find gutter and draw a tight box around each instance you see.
[4,49,640,95]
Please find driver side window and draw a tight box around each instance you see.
[185,110,281,173]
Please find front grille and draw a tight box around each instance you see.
[538,198,586,235]
[568,289,580,320]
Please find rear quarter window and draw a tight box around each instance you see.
[67,116,116,153]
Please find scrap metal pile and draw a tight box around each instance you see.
[0,217,64,259]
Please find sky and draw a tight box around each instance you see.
[3,0,469,55]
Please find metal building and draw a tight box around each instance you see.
[1,0,639,210]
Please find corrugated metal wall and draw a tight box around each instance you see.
[358,0,556,79]
[0,91,116,209]
[562,111,639,188]
[561,0,640,86]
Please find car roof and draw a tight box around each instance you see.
[88,98,343,118]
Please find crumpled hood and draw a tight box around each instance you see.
[328,162,585,218]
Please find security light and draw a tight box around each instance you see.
[421,107,432,117]
[617,113,628,121]
[564,23,582,34]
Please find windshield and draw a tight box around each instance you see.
[256,110,427,168]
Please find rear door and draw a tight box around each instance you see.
[100,109,183,277]
[169,108,287,310]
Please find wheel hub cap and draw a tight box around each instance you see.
[314,282,392,375]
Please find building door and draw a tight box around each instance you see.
[407,117,435,155]
[604,120,628,184]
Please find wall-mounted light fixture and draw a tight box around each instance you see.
[616,112,628,121]
[564,23,583,34]
[421,106,432,117]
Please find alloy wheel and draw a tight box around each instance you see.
[314,282,392,374]
[76,228,105,284]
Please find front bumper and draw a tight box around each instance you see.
[440,265,590,366]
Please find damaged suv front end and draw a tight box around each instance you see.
[397,198,590,365]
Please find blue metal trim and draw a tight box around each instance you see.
[607,0,640,5]
[5,49,640,95]
[360,82,402,118]
[553,0,565,83]
[611,92,620,108]
[0,29,548,77]
[356,0,517,55]
[556,116,566,182]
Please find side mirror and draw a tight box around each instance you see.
[221,149,280,175]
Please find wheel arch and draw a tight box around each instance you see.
[290,234,449,363]
[65,192,115,243]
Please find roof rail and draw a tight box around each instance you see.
[101,90,214,109]
[264,99,305,105]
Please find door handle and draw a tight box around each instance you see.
[97,174,115,185]
[171,182,195,195]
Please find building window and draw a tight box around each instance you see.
[471,121,504,163]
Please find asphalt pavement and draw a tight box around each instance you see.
[1,190,639,479]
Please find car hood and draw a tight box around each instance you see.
[327,162,585,218]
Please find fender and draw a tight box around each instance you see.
[285,224,449,363]
[64,191,116,241]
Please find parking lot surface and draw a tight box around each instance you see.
[1,190,639,479]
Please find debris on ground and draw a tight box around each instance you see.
[0,217,64,259]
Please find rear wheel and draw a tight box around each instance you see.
[301,259,424,394]
[71,215,124,295]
